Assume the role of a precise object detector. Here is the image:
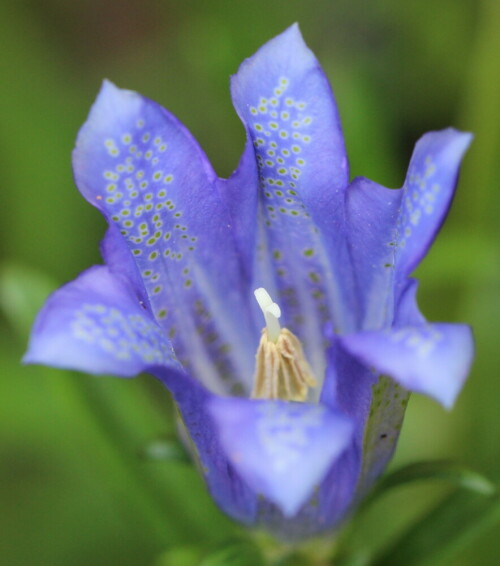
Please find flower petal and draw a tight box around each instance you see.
[72,81,257,394]
[231,24,356,382]
[323,333,409,493]
[208,397,353,517]
[24,266,180,376]
[346,176,402,329]
[394,128,472,286]
[231,24,348,195]
[394,278,426,326]
[321,334,376,443]
[100,223,149,307]
[217,139,260,285]
[340,323,474,408]
[313,337,374,525]
[255,445,361,541]
[346,128,471,329]
[154,368,258,524]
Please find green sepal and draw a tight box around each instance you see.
[359,376,410,492]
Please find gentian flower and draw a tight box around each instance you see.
[25,25,474,540]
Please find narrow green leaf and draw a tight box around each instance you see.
[363,460,496,509]
[371,490,500,566]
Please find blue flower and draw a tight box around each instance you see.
[24,25,474,540]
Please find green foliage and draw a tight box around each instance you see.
[0,264,56,338]
[335,462,497,566]
[372,490,500,566]
[157,538,267,566]
[198,539,266,566]
[141,437,192,465]
[364,460,496,506]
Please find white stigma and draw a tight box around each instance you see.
[254,287,281,343]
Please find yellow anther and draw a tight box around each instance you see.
[252,288,317,402]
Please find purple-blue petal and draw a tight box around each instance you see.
[313,337,375,527]
[72,80,257,394]
[394,128,472,287]
[346,130,471,329]
[231,24,348,195]
[217,138,260,285]
[24,266,180,376]
[394,278,426,326]
[23,24,476,541]
[255,444,361,541]
[154,368,258,524]
[230,24,356,382]
[100,223,150,307]
[339,323,474,408]
[346,176,402,329]
[315,445,361,530]
[321,335,377,445]
[208,397,353,517]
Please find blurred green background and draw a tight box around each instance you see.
[0,1,498,565]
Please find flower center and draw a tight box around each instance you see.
[251,288,317,402]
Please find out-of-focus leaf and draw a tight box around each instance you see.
[371,490,500,566]
[363,460,495,509]
[199,538,267,566]
[274,552,331,566]
[335,553,371,566]
[0,1,102,281]
[415,233,494,285]
[0,263,56,339]
[141,437,191,464]
[155,546,205,566]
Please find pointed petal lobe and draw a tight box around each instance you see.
[72,80,257,393]
[394,129,472,283]
[231,23,348,195]
[340,323,474,408]
[231,24,356,384]
[345,130,471,329]
[24,266,180,376]
[208,397,353,516]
